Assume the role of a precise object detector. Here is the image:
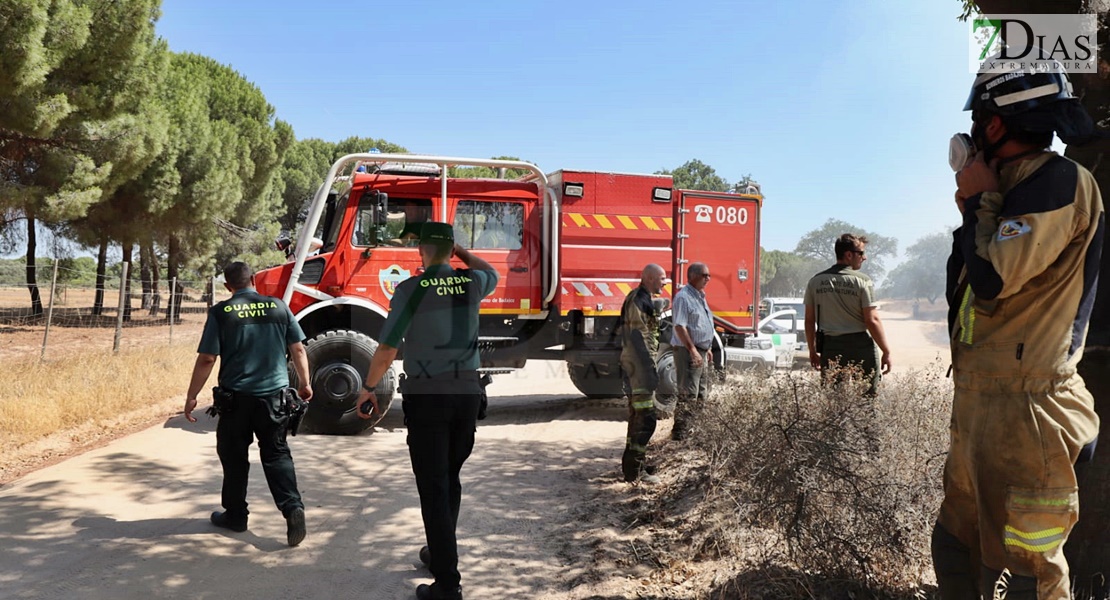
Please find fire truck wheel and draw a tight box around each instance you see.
[654,349,677,417]
[294,329,397,435]
[567,362,626,399]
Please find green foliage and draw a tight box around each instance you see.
[656,158,730,192]
[333,136,406,158]
[448,156,534,180]
[957,0,978,21]
[794,218,898,282]
[0,0,165,223]
[761,249,823,298]
[276,138,337,231]
[882,232,951,303]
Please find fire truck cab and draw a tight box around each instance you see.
[253,153,762,435]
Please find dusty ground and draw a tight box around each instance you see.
[0,303,948,599]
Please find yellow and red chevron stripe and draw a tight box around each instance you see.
[561,281,673,298]
[564,213,673,231]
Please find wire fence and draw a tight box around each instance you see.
[0,262,231,362]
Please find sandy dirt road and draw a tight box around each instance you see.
[0,310,947,600]
[0,359,639,600]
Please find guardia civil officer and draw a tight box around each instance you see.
[669,261,714,441]
[184,261,313,547]
[932,56,1104,600]
[620,263,665,483]
[803,233,891,395]
[358,222,498,600]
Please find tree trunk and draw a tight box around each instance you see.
[166,235,181,323]
[139,242,152,310]
[25,213,42,317]
[93,237,107,316]
[149,245,161,316]
[120,242,133,323]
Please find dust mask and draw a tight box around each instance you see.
[948,133,974,172]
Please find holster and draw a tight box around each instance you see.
[206,386,235,417]
[478,373,492,420]
[815,330,825,354]
[282,387,309,436]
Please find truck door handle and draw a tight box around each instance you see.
[509,266,528,273]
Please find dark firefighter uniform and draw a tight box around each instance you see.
[619,284,661,482]
[379,234,498,596]
[937,151,1103,600]
[198,288,307,527]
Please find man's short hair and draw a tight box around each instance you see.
[686,262,708,279]
[224,261,253,289]
[834,234,868,261]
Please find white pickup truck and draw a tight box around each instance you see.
[760,297,808,366]
[724,309,800,372]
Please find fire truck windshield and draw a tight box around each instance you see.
[367,198,432,247]
[453,200,524,250]
[317,191,349,253]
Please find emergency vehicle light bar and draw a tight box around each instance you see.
[284,153,560,309]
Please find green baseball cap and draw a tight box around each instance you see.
[419,221,454,244]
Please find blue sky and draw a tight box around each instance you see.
[156,0,979,257]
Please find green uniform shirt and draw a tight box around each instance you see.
[198,288,306,395]
[380,264,498,379]
[803,264,876,336]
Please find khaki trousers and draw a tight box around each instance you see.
[936,372,1097,600]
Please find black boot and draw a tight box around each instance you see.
[210,511,247,533]
[415,582,463,600]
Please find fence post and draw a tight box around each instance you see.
[40,260,59,363]
[169,276,176,344]
[113,262,129,354]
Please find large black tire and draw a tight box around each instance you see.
[654,348,677,416]
[293,329,397,435]
[567,361,625,399]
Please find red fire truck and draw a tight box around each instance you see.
[253,153,762,434]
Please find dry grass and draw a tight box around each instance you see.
[0,342,198,449]
[596,363,954,599]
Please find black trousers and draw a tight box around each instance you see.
[403,391,482,589]
[215,392,302,520]
[820,331,880,396]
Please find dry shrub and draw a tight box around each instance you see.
[0,342,198,448]
[686,363,952,596]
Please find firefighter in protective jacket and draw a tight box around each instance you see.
[619,263,666,483]
[932,58,1105,600]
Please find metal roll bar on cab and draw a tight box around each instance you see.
[282,153,560,309]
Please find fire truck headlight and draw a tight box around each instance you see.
[652,187,672,202]
[564,182,585,198]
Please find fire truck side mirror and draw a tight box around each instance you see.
[368,190,390,225]
[275,237,292,258]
